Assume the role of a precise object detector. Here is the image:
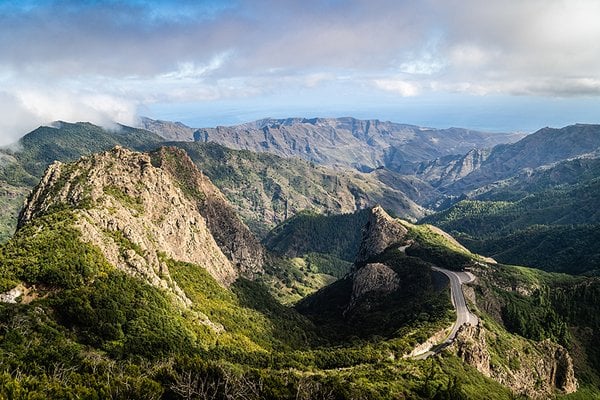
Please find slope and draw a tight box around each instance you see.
[168,141,426,236]
[424,158,600,274]
[296,206,584,398]
[0,121,166,242]
[193,117,525,173]
[0,148,519,399]
[0,123,431,243]
[445,123,600,195]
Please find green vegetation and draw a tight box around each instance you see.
[103,185,144,214]
[473,262,600,388]
[0,205,517,399]
[297,248,454,342]
[424,179,600,274]
[0,121,165,244]
[0,182,29,243]
[0,210,110,291]
[264,209,370,261]
[12,122,163,180]
[262,256,342,304]
[168,141,422,237]
[404,222,475,271]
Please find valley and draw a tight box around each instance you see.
[0,117,598,399]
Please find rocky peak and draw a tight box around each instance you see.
[453,322,577,398]
[150,146,265,277]
[355,205,408,263]
[17,146,257,305]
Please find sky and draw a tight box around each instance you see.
[1,0,600,144]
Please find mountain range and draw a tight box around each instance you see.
[1,116,600,398]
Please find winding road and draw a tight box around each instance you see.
[412,267,478,360]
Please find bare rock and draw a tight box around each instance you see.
[454,323,492,377]
[351,263,400,301]
[355,206,408,263]
[453,322,577,398]
[18,146,242,309]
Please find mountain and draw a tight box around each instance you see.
[415,148,491,189]
[168,142,426,236]
[442,123,600,196]
[0,122,428,243]
[17,146,266,288]
[0,121,165,243]
[0,147,517,399]
[423,128,600,275]
[296,206,584,397]
[138,116,196,141]
[192,117,526,172]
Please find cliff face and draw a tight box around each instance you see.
[150,146,265,278]
[18,146,263,301]
[416,148,490,188]
[454,322,577,398]
[347,262,400,312]
[355,205,408,263]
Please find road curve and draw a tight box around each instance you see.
[432,267,478,341]
[412,267,477,360]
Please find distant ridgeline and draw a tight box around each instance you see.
[0,117,600,397]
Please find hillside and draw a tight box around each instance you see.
[1,147,590,398]
[167,141,426,236]
[424,156,600,274]
[0,122,165,243]
[296,207,586,398]
[192,117,526,173]
[0,147,527,399]
[443,124,600,195]
[0,122,429,243]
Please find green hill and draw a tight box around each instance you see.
[0,149,524,400]
[167,141,425,236]
[423,172,600,274]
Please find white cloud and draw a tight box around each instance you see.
[0,87,138,146]
[0,0,600,140]
[373,79,420,97]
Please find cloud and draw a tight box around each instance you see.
[373,79,420,97]
[0,88,137,146]
[1,0,600,141]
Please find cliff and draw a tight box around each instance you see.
[453,322,577,398]
[18,146,265,302]
[355,205,408,263]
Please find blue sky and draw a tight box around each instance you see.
[1,0,600,143]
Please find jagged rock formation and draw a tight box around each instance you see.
[18,147,264,306]
[453,322,577,398]
[347,263,400,311]
[355,205,408,263]
[453,323,492,376]
[151,146,265,277]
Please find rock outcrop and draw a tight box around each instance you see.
[453,322,578,398]
[150,147,265,278]
[18,147,263,306]
[347,263,400,312]
[355,206,408,263]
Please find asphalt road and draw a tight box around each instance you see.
[413,267,477,360]
[432,267,478,340]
